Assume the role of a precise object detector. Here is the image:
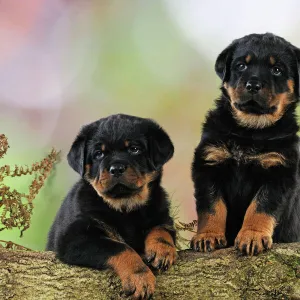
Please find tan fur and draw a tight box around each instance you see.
[107,249,146,275]
[124,140,129,147]
[269,56,276,65]
[225,81,295,129]
[145,227,175,248]
[203,145,286,169]
[246,152,286,169]
[203,145,231,165]
[226,85,238,100]
[107,249,155,298]
[235,200,276,255]
[124,167,151,187]
[197,199,227,234]
[87,167,157,212]
[191,198,227,251]
[145,227,176,268]
[232,109,277,128]
[99,184,150,212]
[287,79,294,93]
[101,144,106,151]
[91,169,111,192]
[245,55,251,63]
[231,91,291,129]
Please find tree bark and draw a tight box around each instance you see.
[0,244,299,300]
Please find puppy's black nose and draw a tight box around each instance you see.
[109,164,126,177]
[246,80,262,94]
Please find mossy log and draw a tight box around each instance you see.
[0,243,299,300]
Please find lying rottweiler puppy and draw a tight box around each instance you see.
[191,33,300,256]
[47,114,176,299]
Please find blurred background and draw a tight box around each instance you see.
[1,0,300,250]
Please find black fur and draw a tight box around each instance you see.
[192,33,300,254]
[47,114,176,298]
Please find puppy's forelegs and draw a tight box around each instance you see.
[56,219,155,299]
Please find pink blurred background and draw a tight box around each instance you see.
[1,0,299,250]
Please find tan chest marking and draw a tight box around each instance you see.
[203,145,286,169]
[203,145,231,165]
[246,152,286,169]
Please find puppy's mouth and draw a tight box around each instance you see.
[89,168,157,204]
[103,183,143,199]
[234,100,277,115]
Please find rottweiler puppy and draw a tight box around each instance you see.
[47,114,176,299]
[191,33,300,256]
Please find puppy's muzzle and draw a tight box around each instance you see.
[234,80,276,115]
[99,163,144,198]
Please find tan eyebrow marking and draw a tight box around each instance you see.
[245,55,251,63]
[270,56,276,65]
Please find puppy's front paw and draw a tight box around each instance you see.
[108,249,156,299]
[144,227,177,271]
[190,233,227,252]
[145,240,177,271]
[235,229,272,256]
[121,266,155,300]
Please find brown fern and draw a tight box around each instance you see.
[0,240,32,251]
[175,220,197,233]
[0,134,60,237]
[0,134,9,159]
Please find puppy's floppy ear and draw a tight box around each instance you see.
[67,123,95,176]
[292,46,300,98]
[215,40,238,82]
[147,121,174,170]
[67,129,86,177]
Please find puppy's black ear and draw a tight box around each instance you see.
[67,123,96,177]
[215,40,238,82]
[292,46,300,98]
[67,130,86,177]
[147,122,174,170]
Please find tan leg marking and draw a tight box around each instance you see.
[107,249,155,299]
[235,200,276,255]
[191,199,227,252]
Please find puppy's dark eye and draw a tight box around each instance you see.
[271,66,282,76]
[93,150,104,160]
[128,146,141,155]
[237,63,247,71]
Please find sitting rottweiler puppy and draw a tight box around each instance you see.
[191,33,300,256]
[47,114,176,299]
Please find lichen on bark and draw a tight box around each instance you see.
[0,243,299,299]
